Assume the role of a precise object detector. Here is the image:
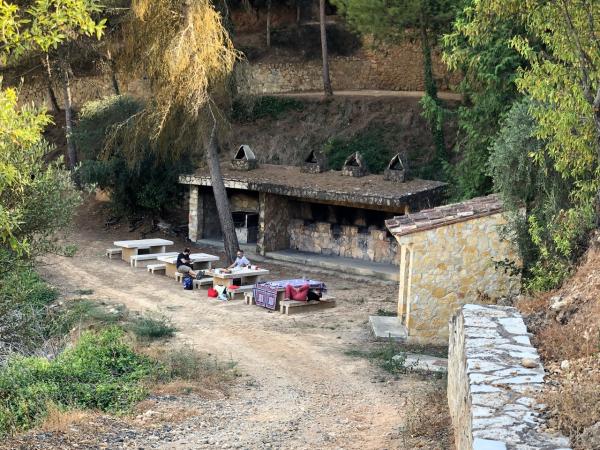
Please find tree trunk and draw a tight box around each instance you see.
[106,49,120,95]
[296,3,301,24]
[60,58,77,169]
[319,0,333,97]
[419,15,446,164]
[205,124,239,264]
[41,56,60,114]
[266,0,271,47]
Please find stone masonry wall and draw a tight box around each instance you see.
[396,213,521,344]
[237,40,459,94]
[257,192,290,254]
[448,304,571,450]
[288,219,398,264]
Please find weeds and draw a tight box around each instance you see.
[376,308,397,316]
[128,313,177,341]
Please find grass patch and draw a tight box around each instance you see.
[73,289,94,296]
[376,308,397,316]
[128,313,177,341]
[232,96,304,122]
[0,327,155,436]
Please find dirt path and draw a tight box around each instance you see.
[273,89,463,101]
[31,218,447,449]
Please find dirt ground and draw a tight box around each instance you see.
[5,203,452,450]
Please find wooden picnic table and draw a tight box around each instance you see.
[113,238,174,263]
[205,267,270,288]
[157,253,220,278]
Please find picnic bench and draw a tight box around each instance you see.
[147,263,166,274]
[157,253,219,279]
[105,248,122,259]
[113,238,174,262]
[130,251,178,267]
[280,296,336,315]
[226,284,254,300]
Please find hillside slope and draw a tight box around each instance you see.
[518,232,600,449]
[228,95,458,172]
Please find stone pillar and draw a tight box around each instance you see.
[258,192,290,255]
[188,185,204,242]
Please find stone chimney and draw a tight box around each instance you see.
[384,154,407,182]
[301,150,328,173]
[231,145,258,171]
[341,152,368,177]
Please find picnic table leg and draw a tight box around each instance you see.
[149,245,165,254]
[242,275,259,285]
[165,262,177,278]
[121,247,137,263]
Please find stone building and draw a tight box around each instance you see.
[179,163,446,266]
[384,195,521,344]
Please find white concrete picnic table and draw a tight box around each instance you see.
[113,238,174,262]
[157,253,220,278]
[205,267,270,287]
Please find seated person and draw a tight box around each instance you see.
[285,283,310,301]
[177,248,201,279]
[228,249,251,269]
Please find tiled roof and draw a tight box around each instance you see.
[385,195,503,236]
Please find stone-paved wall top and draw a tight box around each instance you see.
[180,164,447,210]
[386,194,502,236]
[448,304,571,450]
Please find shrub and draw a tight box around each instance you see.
[232,95,304,122]
[74,95,190,216]
[152,345,237,383]
[323,128,393,174]
[488,100,593,290]
[0,327,154,436]
[128,313,177,341]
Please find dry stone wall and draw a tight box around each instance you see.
[448,304,571,450]
[288,219,398,264]
[237,40,459,94]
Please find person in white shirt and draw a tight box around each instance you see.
[229,249,250,269]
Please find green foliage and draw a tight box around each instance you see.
[74,95,190,216]
[232,96,304,122]
[323,128,392,174]
[0,0,105,63]
[0,88,81,255]
[489,100,590,290]
[442,2,527,199]
[0,327,154,436]
[128,313,177,341]
[466,1,600,290]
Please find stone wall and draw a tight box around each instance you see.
[448,304,571,450]
[395,212,521,344]
[257,192,290,254]
[237,40,459,94]
[288,219,398,264]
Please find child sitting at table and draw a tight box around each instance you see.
[285,283,310,301]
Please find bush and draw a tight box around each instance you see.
[488,100,593,290]
[0,328,155,436]
[0,251,59,358]
[232,96,304,122]
[128,313,177,341]
[323,128,393,174]
[74,95,190,216]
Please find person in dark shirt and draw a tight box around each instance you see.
[177,248,200,279]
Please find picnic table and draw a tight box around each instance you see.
[157,253,219,278]
[205,267,270,288]
[113,238,174,262]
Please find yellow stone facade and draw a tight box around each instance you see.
[394,213,521,344]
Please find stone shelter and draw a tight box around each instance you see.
[384,195,521,344]
[179,162,446,266]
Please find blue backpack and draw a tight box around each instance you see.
[183,276,193,290]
